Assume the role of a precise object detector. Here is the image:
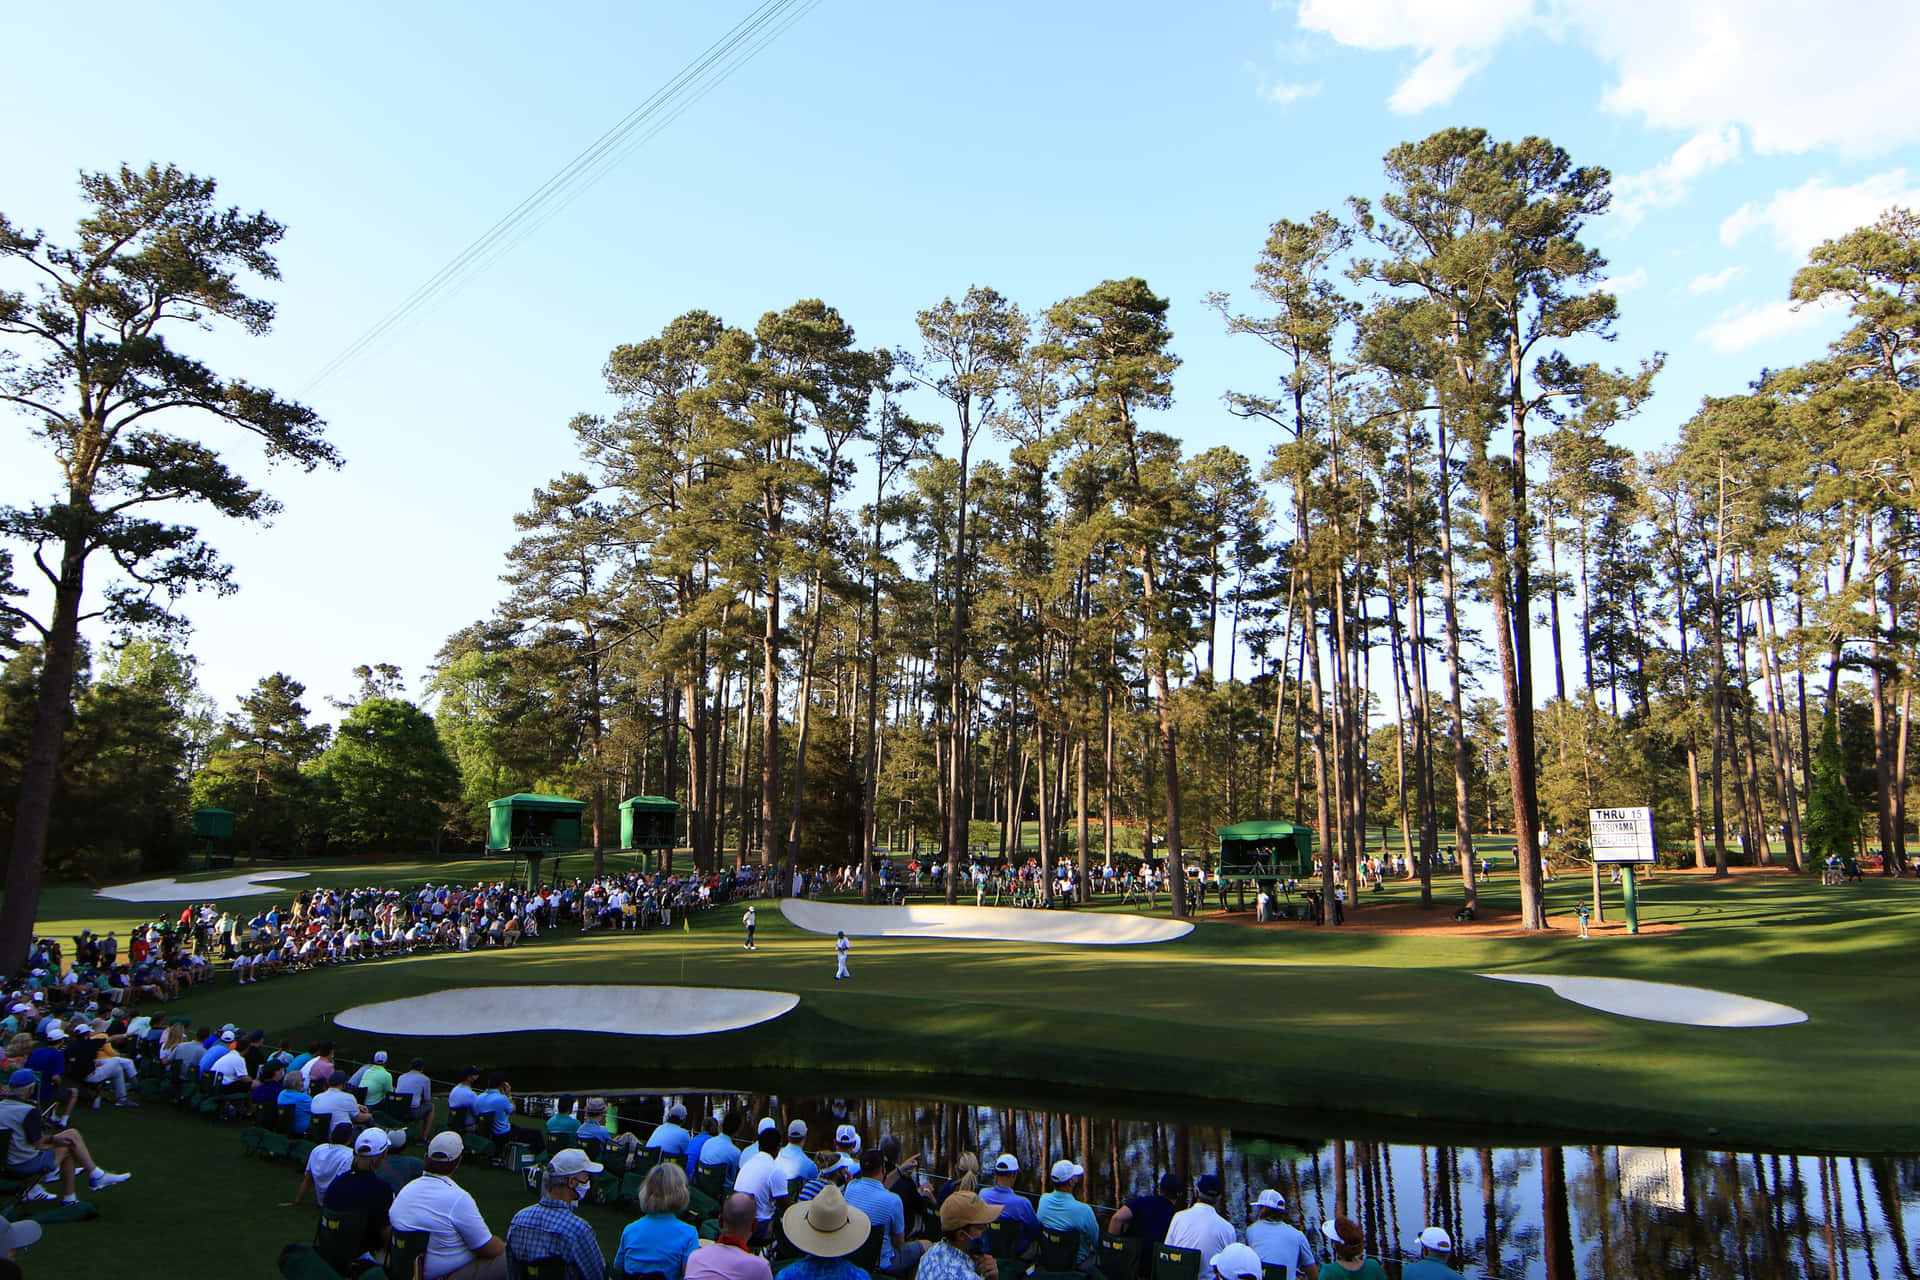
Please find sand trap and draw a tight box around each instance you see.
[97,870,309,903]
[1481,973,1808,1028]
[780,898,1193,945]
[335,985,800,1038]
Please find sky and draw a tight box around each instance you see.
[3,0,1918,722]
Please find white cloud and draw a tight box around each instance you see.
[1597,267,1647,294]
[1688,266,1744,295]
[1287,0,1920,154]
[1257,76,1323,106]
[1697,297,1839,354]
[1610,127,1740,231]
[1295,0,1533,113]
[1720,170,1920,255]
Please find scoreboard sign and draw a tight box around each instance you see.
[1589,806,1656,863]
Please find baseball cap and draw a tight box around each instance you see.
[758,1117,778,1134]
[7,1069,37,1089]
[667,1103,687,1121]
[373,1051,388,1064]
[994,1155,1021,1174]
[789,1120,808,1138]
[1253,1189,1287,1211]
[1211,1244,1263,1280]
[1417,1226,1453,1252]
[1195,1173,1224,1197]
[427,1132,466,1161]
[1322,1218,1363,1248]
[549,1148,605,1176]
[826,1154,860,1177]
[1050,1159,1084,1184]
[45,1026,65,1042]
[220,1030,236,1042]
[0,1217,41,1253]
[354,1129,392,1157]
[835,1124,859,1147]
[940,1191,1004,1233]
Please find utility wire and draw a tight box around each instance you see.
[303,0,820,394]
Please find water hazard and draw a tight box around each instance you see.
[573,1088,1919,1279]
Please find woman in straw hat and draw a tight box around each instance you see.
[917,1190,1003,1280]
[781,1183,873,1280]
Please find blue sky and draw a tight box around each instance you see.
[3,0,1917,718]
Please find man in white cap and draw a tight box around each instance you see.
[358,1051,396,1108]
[978,1155,1040,1256]
[0,1215,41,1264]
[646,1101,693,1156]
[506,1147,607,1280]
[205,1031,253,1094]
[1244,1190,1315,1279]
[1401,1226,1463,1279]
[325,1128,398,1263]
[1209,1243,1265,1280]
[391,1131,508,1280]
[833,1124,861,1157]
[1036,1159,1101,1272]
[743,905,757,952]
[778,1119,817,1181]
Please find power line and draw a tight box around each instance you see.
[303,0,821,394]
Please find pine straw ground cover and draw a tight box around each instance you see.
[32,857,1920,1165]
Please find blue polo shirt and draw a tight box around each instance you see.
[646,1121,692,1155]
[980,1185,1041,1253]
[473,1089,514,1137]
[844,1177,905,1271]
[277,1087,312,1134]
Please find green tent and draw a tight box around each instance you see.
[618,796,679,851]
[1216,820,1315,879]
[486,793,586,854]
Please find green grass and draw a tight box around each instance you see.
[39,857,1920,1158]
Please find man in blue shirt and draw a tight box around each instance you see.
[844,1149,922,1276]
[979,1155,1041,1257]
[1401,1226,1466,1279]
[646,1102,692,1156]
[777,1120,818,1182]
[474,1074,517,1139]
[1036,1160,1101,1271]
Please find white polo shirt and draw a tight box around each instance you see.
[208,1047,250,1085]
[1165,1201,1236,1262]
[391,1171,496,1280]
[307,1141,354,1203]
[734,1151,786,1223]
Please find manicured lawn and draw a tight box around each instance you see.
[36,858,1920,1158]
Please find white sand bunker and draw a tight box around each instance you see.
[97,869,308,903]
[1481,973,1808,1028]
[336,985,800,1038]
[781,898,1193,945]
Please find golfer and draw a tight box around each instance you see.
[834,930,851,981]
[743,906,756,952]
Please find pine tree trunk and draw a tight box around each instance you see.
[1435,413,1477,911]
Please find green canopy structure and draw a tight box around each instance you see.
[486,793,586,853]
[1216,820,1315,880]
[619,796,679,852]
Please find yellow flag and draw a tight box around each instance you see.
[682,915,690,933]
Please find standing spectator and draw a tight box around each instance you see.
[1244,1191,1315,1280]
[616,1162,701,1280]
[742,906,757,952]
[505,1148,606,1280]
[1036,1160,1101,1273]
[833,931,851,981]
[1316,1217,1385,1279]
[390,1131,509,1280]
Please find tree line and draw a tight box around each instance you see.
[4,134,1916,972]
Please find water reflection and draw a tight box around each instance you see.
[576,1089,1920,1279]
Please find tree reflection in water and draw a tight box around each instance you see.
[583,1088,1920,1278]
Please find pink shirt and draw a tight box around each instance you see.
[686,1240,773,1280]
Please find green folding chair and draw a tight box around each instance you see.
[387,1229,430,1280]
[1097,1233,1143,1280]
[1152,1244,1202,1280]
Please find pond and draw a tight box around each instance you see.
[555,1086,1918,1279]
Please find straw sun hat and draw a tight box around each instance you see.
[782,1185,873,1258]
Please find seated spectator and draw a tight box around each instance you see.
[685,1193,774,1280]
[798,1153,857,1202]
[391,1131,508,1280]
[1398,1226,1462,1280]
[395,1057,436,1136]
[616,1162,701,1280]
[645,1101,693,1156]
[22,1032,76,1126]
[506,1147,606,1280]
[845,1148,922,1277]
[979,1156,1041,1256]
[734,1128,790,1241]
[65,1018,137,1108]
[204,1031,254,1094]
[251,1061,287,1119]
[779,1183,873,1280]
[1036,1160,1101,1274]
[920,1191,1003,1280]
[1318,1218,1385,1279]
[0,1069,130,1204]
[447,1065,482,1129]
[1164,1174,1235,1266]
[277,1071,316,1137]
[578,1098,637,1159]
[283,1123,357,1208]
[778,1120,818,1182]
[354,1051,395,1108]
[1209,1243,1267,1280]
[1109,1173,1184,1252]
[474,1073,541,1153]
[935,1151,979,1204]
[312,1076,371,1134]
[1244,1191,1315,1280]
[324,1128,398,1265]
[547,1094,581,1143]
